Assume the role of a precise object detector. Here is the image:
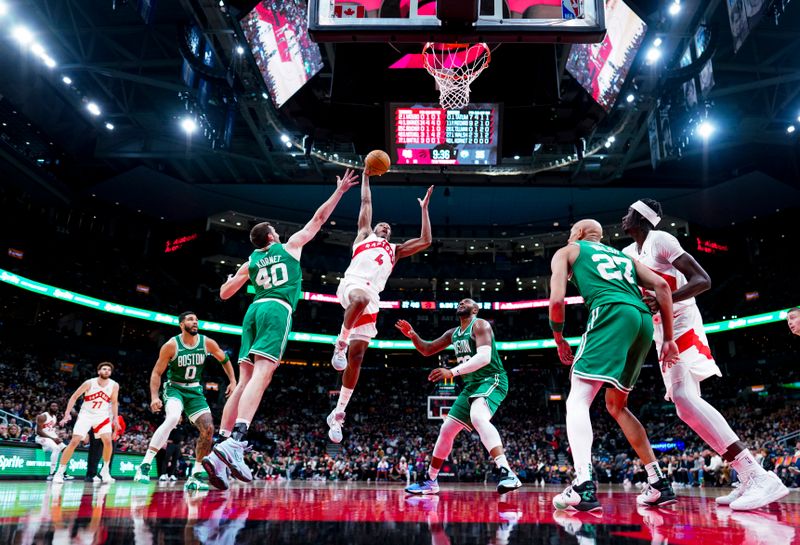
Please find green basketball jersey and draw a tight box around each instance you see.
[570,240,649,313]
[451,318,506,385]
[248,243,302,310]
[167,334,208,384]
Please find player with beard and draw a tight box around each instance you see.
[395,299,521,495]
[787,307,800,336]
[622,199,789,510]
[327,173,434,443]
[134,311,236,490]
[36,401,66,480]
[53,362,119,483]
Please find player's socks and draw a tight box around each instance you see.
[337,326,351,345]
[730,449,763,479]
[192,461,204,476]
[231,421,249,442]
[574,464,593,485]
[494,454,511,471]
[141,447,158,466]
[335,386,354,414]
[428,466,440,480]
[645,462,665,484]
[219,429,231,438]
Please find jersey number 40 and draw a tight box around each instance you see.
[255,263,289,289]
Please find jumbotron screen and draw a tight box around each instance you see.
[389,103,500,166]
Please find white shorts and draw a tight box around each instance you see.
[35,436,65,452]
[337,277,380,341]
[653,304,722,401]
[72,412,113,438]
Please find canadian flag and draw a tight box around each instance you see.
[334,4,367,18]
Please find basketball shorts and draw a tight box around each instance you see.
[337,277,380,342]
[72,412,113,438]
[653,304,722,401]
[572,304,654,392]
[239,298,293,365]
[445,373,509,431]
[35,436,65,452]
[163,382,211,423]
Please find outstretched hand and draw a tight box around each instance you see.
[336,169,360,193]
[418,185,434,209]
[395,320,415,338]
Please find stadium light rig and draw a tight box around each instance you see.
[668,1,681,16]
[181,117,198,134]
[697,120,715,140]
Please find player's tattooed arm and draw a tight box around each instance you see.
[395,320,454,356]
[395,186,434,260]
[149,340,175,413]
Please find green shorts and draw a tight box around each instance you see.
[572,303,654,392]
[239,298,293,364]
[445,373,508,431]
[163,382,210,423]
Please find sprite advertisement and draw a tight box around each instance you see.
[0,442,157,479]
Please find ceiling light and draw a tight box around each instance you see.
[235,222,242,226]
[86,102,101,116]
[788,125,796,134]
[236,46,245,55]
[280,134,290,143]
[645,47,662,64]
[514,155,520,160]
[11,26,33,46]
[653,37,663,47]
[520,244,525,249]
[261,92,268,99]
[668,1,681,16]
[220,260,226,264]
[605,141,611,148]
[62,76,72,85]
[626,93,635,103]
[181,117,197,134]
[42,55,56,68]
[697,120,715,139]
[220,219,226,223]
[104,122,114,130]
[608,136,616,143]
[0,2,8,17]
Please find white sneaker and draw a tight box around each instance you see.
[327,410,345,443]
[159,474,169,482]
[169,475,177,482]
[716,481,744,505]
[100,472,115,484]
[52,473,65,484]
[93,476,102,484]
[730,472,789,511]
[331,340,348,371]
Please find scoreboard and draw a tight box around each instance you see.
[389,103,500,166]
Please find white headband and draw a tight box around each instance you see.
[631,200,661,227]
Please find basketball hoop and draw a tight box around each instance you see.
[422,42,491,110]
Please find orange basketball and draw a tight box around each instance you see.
[364,150,391,176]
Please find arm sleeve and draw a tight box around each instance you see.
[654,231,686,264]
[450,346,491,376]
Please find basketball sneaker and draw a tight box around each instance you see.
[406,479,440,495]
[184,473,210,491]
[201,451,232,490]
[100,468,115,484]
[729,471,789,511]
[715,481,744,506]
[51,471,65,484]
[497,467,522,494]
[327,410,345,443]
[331,340,348,371]
[636,477,677,507]
[553,480,602,511]
[213,438,253,483]
[134,463,151,483]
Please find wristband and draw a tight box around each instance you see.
[221,354,230,365]
[549,320,564,333]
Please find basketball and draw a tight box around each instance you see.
[364,150,391,176]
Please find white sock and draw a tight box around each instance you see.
[731,449,764,479]
[50,449,60,473]
[100,463,110,475]
[219,429,231,438]
[575,464,593,485]
[55,464,66,475]
[336,386,354,413]
[645,462,665,484]
[142,448,158,465]
[337,326,351,345]
[494,454,511,471]
[566,375,601,485]
[428,466,439,480]
[192,461,204,475]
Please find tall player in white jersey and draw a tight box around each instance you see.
[327,171,434,443]
[53,362,120,484]
[36,401,66,480]
[622,199,788,510]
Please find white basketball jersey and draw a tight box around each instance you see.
[622,230,695,313]
[79,378,116,417]
[343,233,397,293]
[40,413,58,439]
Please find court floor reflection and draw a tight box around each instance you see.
[0,481,797,544]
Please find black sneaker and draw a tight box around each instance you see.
[637,477,677,507]
[553,480,602,511]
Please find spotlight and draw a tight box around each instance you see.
[604,141,611,148]
[181,117,197,134]
[86,102,101,116]
[105,122,115,130]
[697,120,715,139]
[668,1,681,16]
[626,93,635,103]
[261,92,268,100]
[513,155,520,160]
[236,45,245,55]
[42,55,56,68]
[653,37,663,47]
[62,76,72,85]
[280,134,290,143]
[788,125,796,134]
[11,26,34,46]
[285,140,292,148]
[608,135,616,143]
[0,2,8,16]
[645,47,662,63]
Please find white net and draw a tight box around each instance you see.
[422,42,491,110]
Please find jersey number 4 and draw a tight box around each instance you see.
[592,254,635,284]
[256,263,289,289]
[374,254,384,266]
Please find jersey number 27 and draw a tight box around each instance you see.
[256,263,289,289]
[592,254,635,284]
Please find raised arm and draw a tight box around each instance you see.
[395,320,454,357]
[220,262,250,300]
[395,185,434,260]
[355,172,373,243]
[285,169,360,255]
[549,245,576,365]
[206,338,237,398]
[429,320,494,382]
[60,380,91,425]
[149,340,175,413]
[634,260,679,367]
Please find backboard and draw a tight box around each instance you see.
[309,0,605,43]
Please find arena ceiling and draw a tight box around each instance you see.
[0,0,798,230]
